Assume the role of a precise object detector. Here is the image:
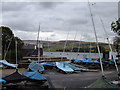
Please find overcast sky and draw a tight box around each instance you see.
[1,2,118,43]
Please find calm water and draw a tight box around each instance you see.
[43,52,103,60]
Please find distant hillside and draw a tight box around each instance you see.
[22,40,111,52]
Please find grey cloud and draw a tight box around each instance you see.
[2,2,118,42]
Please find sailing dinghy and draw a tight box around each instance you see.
[56,62,74,73]
[0,60,17,68]
[3,41,28,83]
[29,61,44,73]
[64,62,81,71]
[22,71,47,82]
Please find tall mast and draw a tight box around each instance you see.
[69,31,77,60]
[76,35,81,59]
[37,24,40,72]
[47,37,52,61]
[15,40,18,70]
[100,18,119,76]
[89,42,91,58]
[61,32,69,61]
[88,1,104,76]
[37,24,40,47]
[4,37,13,60]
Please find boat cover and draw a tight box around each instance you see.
[0,60,17,68]
[88,76,118,88]
[56,62,74,73]
[3,70,28,83]
[93,60,99,64]
[64,62,81,71]
[42,62,54,66]
[29,61,44,72]
[22,71,47,81]
[0,78,6,84]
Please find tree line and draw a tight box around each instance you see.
[1,26,24,63]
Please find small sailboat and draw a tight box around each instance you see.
[22,71,47,82]
[3,40,28,83]
[64,62,81,71]
[0,59,17,68]
[56,62,74,73]
[55,32,74,73]
[22,24,47,83]
[87,1,118,88]
[29,61,44,73]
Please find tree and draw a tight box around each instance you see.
[111,18,120,35]
[111,18,120,60]
[1,26,24,63]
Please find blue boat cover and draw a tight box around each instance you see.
[0,60,17,68]
[0,78,6,84]
[82,58,99,64]
[29,61,44,72]
[110,59,114,62]
[74,60,80,63]
[93,60,99,64]
[56,62,74,73]
[22,71,47,81]
[42,62,54,66]
[64,62,81,71]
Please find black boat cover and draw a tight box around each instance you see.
[3,70,28,83]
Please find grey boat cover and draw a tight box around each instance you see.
[29,61,44,72]
[56,62,74,73]
[0,60,17,68]
[64,62,81,71]
[88,76,118,88]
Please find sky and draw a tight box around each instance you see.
[1,1,118,43]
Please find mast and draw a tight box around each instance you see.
[88,1,104,76]
[76,35,81,59]
[61,32,69,61]
[100,18,119,76]
[37,24,40,72]
[4,37,13,60]
[47,37,52,61]
[69,31,77,60]
[15,40,18,70]
[89,42,91,58]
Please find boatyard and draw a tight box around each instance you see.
[1,67,119,88]
[1,1,120,89]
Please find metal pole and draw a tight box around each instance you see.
[15,40,18,70]
[38,42,40,72]
[76,35,81,59]
[100,18,119,75]
[69,31,77,60]
[47,37,52,61]
[4,37,13,59]
[61,32,69,61]
[88,1,104,76]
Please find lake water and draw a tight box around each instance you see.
[43,52,103,60]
